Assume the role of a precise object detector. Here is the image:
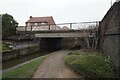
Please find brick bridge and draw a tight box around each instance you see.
[16,22,99,51]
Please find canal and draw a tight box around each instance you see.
[2,38,63,71]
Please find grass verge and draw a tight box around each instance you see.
[0,73,2,79]
[2,55,46,78]
[64,51,115,78]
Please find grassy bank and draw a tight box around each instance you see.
[64,51,115,78]
[2,55,46,78]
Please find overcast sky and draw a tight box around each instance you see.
[0,0,116,26]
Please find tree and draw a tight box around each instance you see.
[2,13,18,39]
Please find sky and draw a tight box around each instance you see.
[0,0,116,26]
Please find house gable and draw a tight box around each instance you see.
[26,16,55,26]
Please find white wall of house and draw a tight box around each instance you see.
[25,22,56,31]
[25,25,57,31]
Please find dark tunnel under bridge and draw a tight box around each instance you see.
[39,38,62,51]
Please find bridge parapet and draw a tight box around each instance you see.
[34,31,94,38]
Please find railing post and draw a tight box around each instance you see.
[31,26,32,31]
[49,25,50,30]
[25,26,27,31]
[70,23,72,29]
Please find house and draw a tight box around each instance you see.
[25,16,56,31]
[16,16,70,31]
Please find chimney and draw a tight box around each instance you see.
[30,16,32,19]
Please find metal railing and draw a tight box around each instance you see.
[17,21,100,32]
[51,21,100,30]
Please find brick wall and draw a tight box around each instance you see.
[98,1,120,71]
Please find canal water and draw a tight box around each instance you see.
[2,51,51,70]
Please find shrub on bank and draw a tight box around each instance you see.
[64,51,115,78]
[1,43,12,51]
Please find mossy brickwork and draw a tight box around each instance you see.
[98,2,120,71]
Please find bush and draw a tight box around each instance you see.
[64,51,115,78]
[1,43,12,51]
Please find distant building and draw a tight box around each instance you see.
[17,26,26,31]
[25,16,56,31]
[61,26,69,30]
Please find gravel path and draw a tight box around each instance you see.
[33,50,80,78]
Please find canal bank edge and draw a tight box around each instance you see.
[2,44,40,61]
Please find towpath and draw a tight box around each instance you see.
[33,50,80,78]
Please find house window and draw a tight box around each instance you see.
[37,22,48,26]
[37,23,41,26]
[35,23,37,26]
[41,22,47,25]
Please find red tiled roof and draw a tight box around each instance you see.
[26,16,55,25]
